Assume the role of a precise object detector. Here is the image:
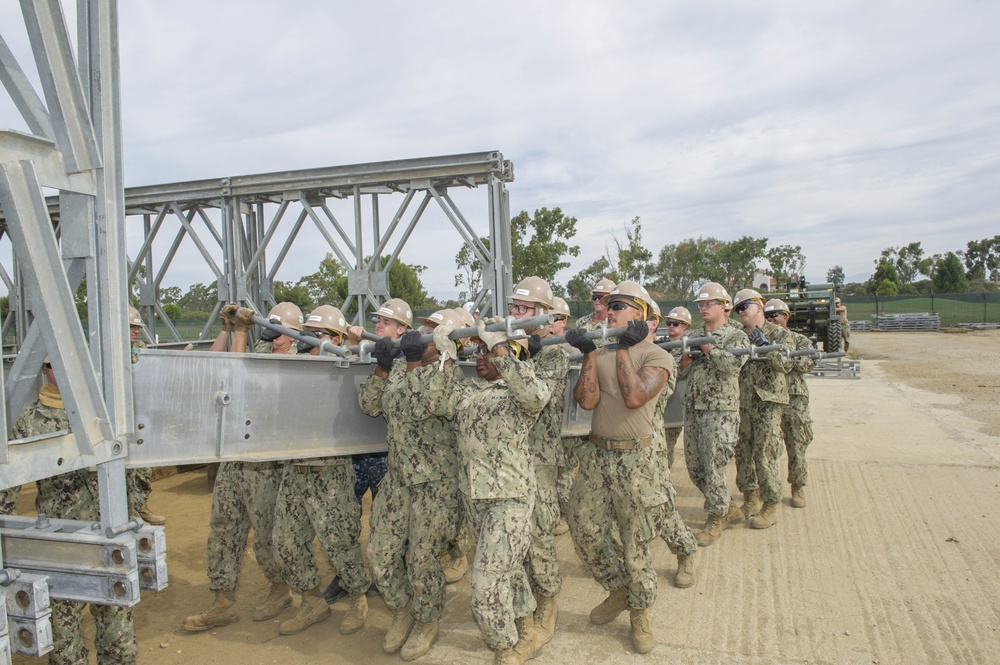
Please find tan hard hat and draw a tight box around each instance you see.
[305,305,349,337]
[592,277,616,295]
[452,307,476,329]
[128,305,142,327]
[666,306,692,325]
[509,276,554,310]
[600,280,653,311]
[418,308,467,331]
[268,302,304,331]
[648,299,662,322]
[374,298,413,328]
[695,282,731,306]
[550,296,571,319]
[764,298,790,316]
[734,288,765,309]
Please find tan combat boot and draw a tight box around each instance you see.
[383,603,416,653]
[724,501,746,526]
[137,506,166,525]
[674,552,696,589]
[512,613,542,662]
[695,512,725,547]
[741,490,762,519]
[442,553,469,584]
[589,588,628,625]
[493,647,519,665]
[534,594,558,646]
[749,501,779,529]
[791,485,806,508]
[181,590,239,632]
[278,589,330,635]
[339,592,368,635]
[400,619,438,661]
[630,608,655,653]
[253,582,293,621]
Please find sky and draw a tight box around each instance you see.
[2,0,998,299]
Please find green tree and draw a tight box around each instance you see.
[511,207,580,294]
[333,256,428,314]
[963,235,1000,281]
[566,257,613,302]
[608,217,653,283]
[297,253,346,305]
[454,237,490,302]
[713,236,768,290]
[159,285,182,304]
[881,242,925,285]
[933,252,969,293]
[826,265,845,291]
[177,282,219,313]
[875,278,899,296]
[162,302,183,320]
[273,281,314,311]
[865,258,901,295]
[652,237,720,298]
[766,244,807,286]
[0,295,9,321]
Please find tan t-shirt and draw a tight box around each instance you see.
[591,341,674,440]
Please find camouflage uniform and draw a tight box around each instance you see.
[204,340,287,593]
[414,354,549,651]
[648,365,698,557]
[783,330,815,489]
[569,341,673,611]
[663,348,685,470]
[127,339,153,516]
[681,323,750,516]
[736,322,793,505]
[362,360,463,622]
[556,313,607,518]
[13,400,137,665]
[353,351,399,503]
[524,344,569,599]
[0,486,18,514]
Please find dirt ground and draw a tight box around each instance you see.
[12,330,1000,664]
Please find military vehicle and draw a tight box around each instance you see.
[776,277,841,351]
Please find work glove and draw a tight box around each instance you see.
[296,330,318,354]
[477,317,508,351]
[748,326,769,347]
[565,327,597,355]
[433,324,458,365]
[400,330,426,362]
[527,334,542,359]
[616,320,647,349]
[373,337,395,372]
[220,303,238,333]
[234,308,255,333]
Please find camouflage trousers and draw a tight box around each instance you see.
[556,436,586,519]
[206,461,283,591]
[736,399,784,504]
[35,469,136,665]
[664,427,682,470]
[568,445,664,610]
[368,472,462,622]
[275,462,370,595]
[684,409,739,516]
[464,494,535,651]
[648,452,697,557]
[127,467,151,514]
[49,600,136,665]
[447,521,473,561]
[782,395,814,488]
[525,464,561,597]
[352,452,389,503]
[0,485,20,515]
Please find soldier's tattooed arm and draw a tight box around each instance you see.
[615,349,668,409]
[573,352,600,410]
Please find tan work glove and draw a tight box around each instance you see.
[477,317,507,351]
[220,303,239,333]
[433,324,458,368]
[234,307,256,333]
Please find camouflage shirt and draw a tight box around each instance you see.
[359,360,460,486]
[681,322,749,412]
[413,355,550,500]
[650,363,677,453]
[130,339,147,365]
[739,321,793,405]
[11,400,70,440]
[526,344,569,467]
[786,329,815,397]
[575,312,609,348]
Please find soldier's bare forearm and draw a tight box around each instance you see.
[574,353,600,410]
[616,350,667,408]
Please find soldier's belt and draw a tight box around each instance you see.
[588,433,652,452]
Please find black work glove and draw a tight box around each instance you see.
[260,317,282,342]
[565,327,597,354]
[373,337,395,372]
[296,330,317,354]
[527,334,542,359]
[749,326,769,347]
[617,320,647,349]
[400,330,426,362]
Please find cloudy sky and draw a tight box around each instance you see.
[2,0,998,298]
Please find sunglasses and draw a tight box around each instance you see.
[608,301,637,311]
[591,294,605,301]
[697,300,722,308]
[552,315,568,322]
[507,303,535,315]
[666,321,684,327]
[735,302,753,313]
[764,312,784,319]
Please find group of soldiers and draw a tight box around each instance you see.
[0,273,817,664]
